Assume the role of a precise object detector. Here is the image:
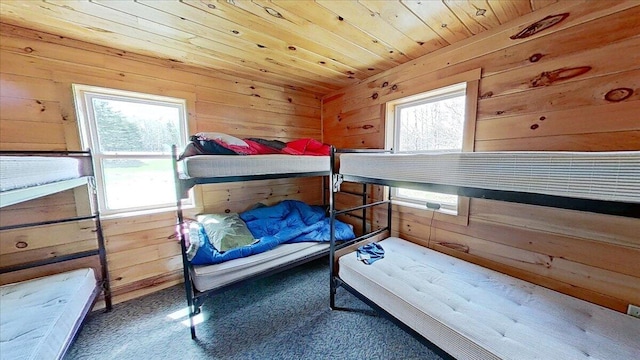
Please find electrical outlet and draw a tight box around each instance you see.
[627,304,640,318]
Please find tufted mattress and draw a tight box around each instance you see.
[191,242,329,292]
[0,268,98,360]
[338,237,640,360]
[0,156,83,192]
[182,154,329,178]
[338,151,640,203]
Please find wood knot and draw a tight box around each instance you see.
[530,66,591,87]
[338,16,344,21]
[224,209,231,213]
[539,116,546,121]
[368,68,375,71]
[529,53,543,62]
[265,7,283,18]
[480,91,493,99]
[288,46,296,50]
[372,92,379,99]
[287,98,292,103]
[207,4,216,9]
[530,124,539,130]
[319,61,326,65]
[382,81,389,88]
[231,30,239,34]
[24,47,34,53]
[15,241,28,249]
[496,110,505,115]
[510,13,569,40]
[391,84,398,90]
[604,88,633,102]
[362,125,374,130]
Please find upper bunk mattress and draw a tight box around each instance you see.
[182,155,329,178]
[191,241,329,292]
[0,268,97,360]
[338,237,640,360]
[338,151,640,203]
[0,156,83,192]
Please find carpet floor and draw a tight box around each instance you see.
[65,257,448,360]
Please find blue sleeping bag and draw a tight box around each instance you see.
[189,200,355,265]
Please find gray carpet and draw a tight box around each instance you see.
[65,258,448,359]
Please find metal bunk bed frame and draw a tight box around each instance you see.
[328,147,640,358]
[0,150,112,358]
[171,145,333,339]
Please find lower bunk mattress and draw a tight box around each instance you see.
[0,268,98,360]
[338,237,640,360]
[191,241,329,292]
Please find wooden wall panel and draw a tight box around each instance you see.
[323,5,640,312]
[0,24,322,305]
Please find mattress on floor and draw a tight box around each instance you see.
[191,242,329,292]
[0,156,83,192]
[338,151,640,203]
[338,237,640,360]
[182,155,329,178]
[0,268,98,360]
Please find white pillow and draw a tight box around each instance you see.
[196,132,248,147]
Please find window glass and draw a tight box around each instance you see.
[391,85,466,212]
[74,85,188,215]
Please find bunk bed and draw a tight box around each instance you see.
[0,150,111,360]
[172,144,343,339]
[329,148,640,360]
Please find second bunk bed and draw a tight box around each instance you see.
[328,148,640,360]
[172,137,354,338]
[0,150,111,360]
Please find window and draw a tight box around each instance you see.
[73,85,188,216]
[386,83,467,214]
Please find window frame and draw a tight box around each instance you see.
[391,83,467,213]
[73,84,190,217]
[384,69,480,226]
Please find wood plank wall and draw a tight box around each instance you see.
[322,2,640,312]
[0,23,322,305]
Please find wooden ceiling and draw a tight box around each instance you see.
[0,0,557,95]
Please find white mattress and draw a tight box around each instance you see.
[339,151,640,203]
[0,156,82,192]
[339,237,640,360]
[191,242,329,292]
[183,155,329,178]
[0,268,98,360]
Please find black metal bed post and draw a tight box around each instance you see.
[329,146,337,309]
[362,184,367,237]
[387,185,392,235]
[88,150,112,311]
[172,145,197,339]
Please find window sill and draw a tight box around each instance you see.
[391,198,469,226]
[101,203,195,220]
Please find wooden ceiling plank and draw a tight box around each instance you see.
[268,0,410,67]
[0,23,319,100]
[183,0,398,72]
[312,0,420,60]
[357,0,450,52]
[0,1,336,94]
[486,0,532,24]
[401,0,474,43]
[323,0,638,100]
[0,25,322,106]
[44,0,344,90]
[530,0,559,11]
[101,0,356,83]
[443,0,503,31]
